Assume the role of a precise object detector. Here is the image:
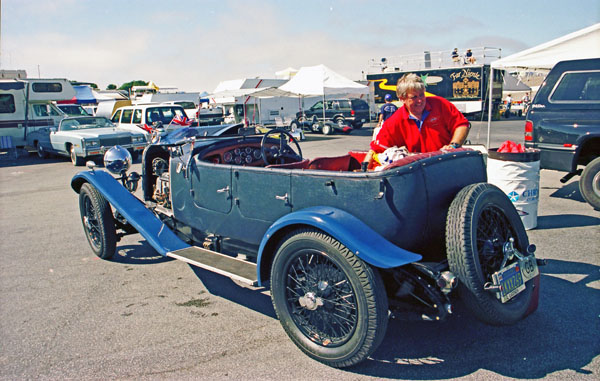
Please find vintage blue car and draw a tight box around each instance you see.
[28,116,147,165]
[71,129,542,368]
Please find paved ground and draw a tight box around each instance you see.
[0,119,598,380]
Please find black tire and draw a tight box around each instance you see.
[579,157,600,210]
[321,123,333,135]
[446,183,534,326]
[129,149,140,162]
[70,145,85,166]
[270,228,388,368]
[79,183,117,259]
[37,144,49,159]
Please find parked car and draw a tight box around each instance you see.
[28,116,147,165]
[524,58,600,209]
[71,129,542,368]
[110,104,194,138]
[296,98,369,129]
[57,104,90,116]
[196,106,225,126]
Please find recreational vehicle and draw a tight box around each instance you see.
[0,76,75,147]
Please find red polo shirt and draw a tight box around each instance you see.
[371,96,468,153]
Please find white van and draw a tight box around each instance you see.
[110,104,191,137]
[0,78,75,147]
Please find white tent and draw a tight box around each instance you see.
[492,23,600,71]
[278,64,368,96]
[277,64,368,122]
[485,23,600,147]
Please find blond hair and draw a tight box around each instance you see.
[396,73,426,100]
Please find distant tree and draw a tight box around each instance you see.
[70,80,98,89]
[89,83,98,89]
[119,80,148,92]
[106,84,117,90]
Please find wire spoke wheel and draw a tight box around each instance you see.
[446,183,536,325]
[270,228,387,368]
[285,249,357,347]
[78,183,116,259]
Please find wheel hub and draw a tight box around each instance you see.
[298,292,324,311]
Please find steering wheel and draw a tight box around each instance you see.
[260,128,303,165]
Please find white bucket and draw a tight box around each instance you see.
[487,149,541,230]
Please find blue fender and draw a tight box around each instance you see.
[71,170,189,256]
[257,206,422,285]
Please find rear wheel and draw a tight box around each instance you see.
[321,123,333,135]
[79,183,117,259]
[270,228,388,368]
[446,183,534,325]
[579,157,600,210]
[37,144,49,159]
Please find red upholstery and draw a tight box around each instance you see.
[307,154,361,171]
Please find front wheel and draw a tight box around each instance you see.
[446,183,535,325]
[79,183,117,259]
[579,157,600,210]
[270,229,388,368]
[321,123,333,135]
[70,145,85,166]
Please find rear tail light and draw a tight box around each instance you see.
[351,110,355,116]
[524,121,533,141]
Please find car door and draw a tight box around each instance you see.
[234,166,292,222]
[190,157,233,214]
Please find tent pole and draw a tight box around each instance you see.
[487,67,494,149]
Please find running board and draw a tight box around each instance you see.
[167,246,258,286]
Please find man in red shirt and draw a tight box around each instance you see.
[370,73,469,155]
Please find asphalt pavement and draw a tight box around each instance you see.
[0,119,598,380]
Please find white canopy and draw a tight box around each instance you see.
[278,64,368,96]
[491,23,600,70]
[486,23,600,148]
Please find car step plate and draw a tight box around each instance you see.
[168,246,258,286]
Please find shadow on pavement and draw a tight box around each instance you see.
[352,259,599,378]
[536,214,600,229]
[109,241,175,265]
[548,180,586,203]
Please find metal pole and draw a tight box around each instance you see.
[487,67,494,149]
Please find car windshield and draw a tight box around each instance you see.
[60,117,114,131]
[176,101,196,109]
[145,106,186,124]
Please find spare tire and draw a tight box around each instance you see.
[446,183,535,325]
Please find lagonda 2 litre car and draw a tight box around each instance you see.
[71,128,542,367]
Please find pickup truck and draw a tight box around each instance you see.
[524,58,600,209]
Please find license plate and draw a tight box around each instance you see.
[492,261,525,303]
[491,256,539,303]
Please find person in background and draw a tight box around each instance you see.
[465,49,476,64]
[451,48,460,63]
[505,93,513,118]
[363,73,469,169]
[374,94,398,139]
[522,92,531,113]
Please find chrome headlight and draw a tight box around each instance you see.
[104,145,132,174]
[85,139,99,147]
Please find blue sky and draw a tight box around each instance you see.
[1,0,598,92]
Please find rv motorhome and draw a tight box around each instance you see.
[0,75,75,148]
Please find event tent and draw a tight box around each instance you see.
[491,23,600,71]
[278,64,368,96]
[485,23,600,147]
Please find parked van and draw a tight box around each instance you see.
[110,104,192,136]
[0,77,75,147]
